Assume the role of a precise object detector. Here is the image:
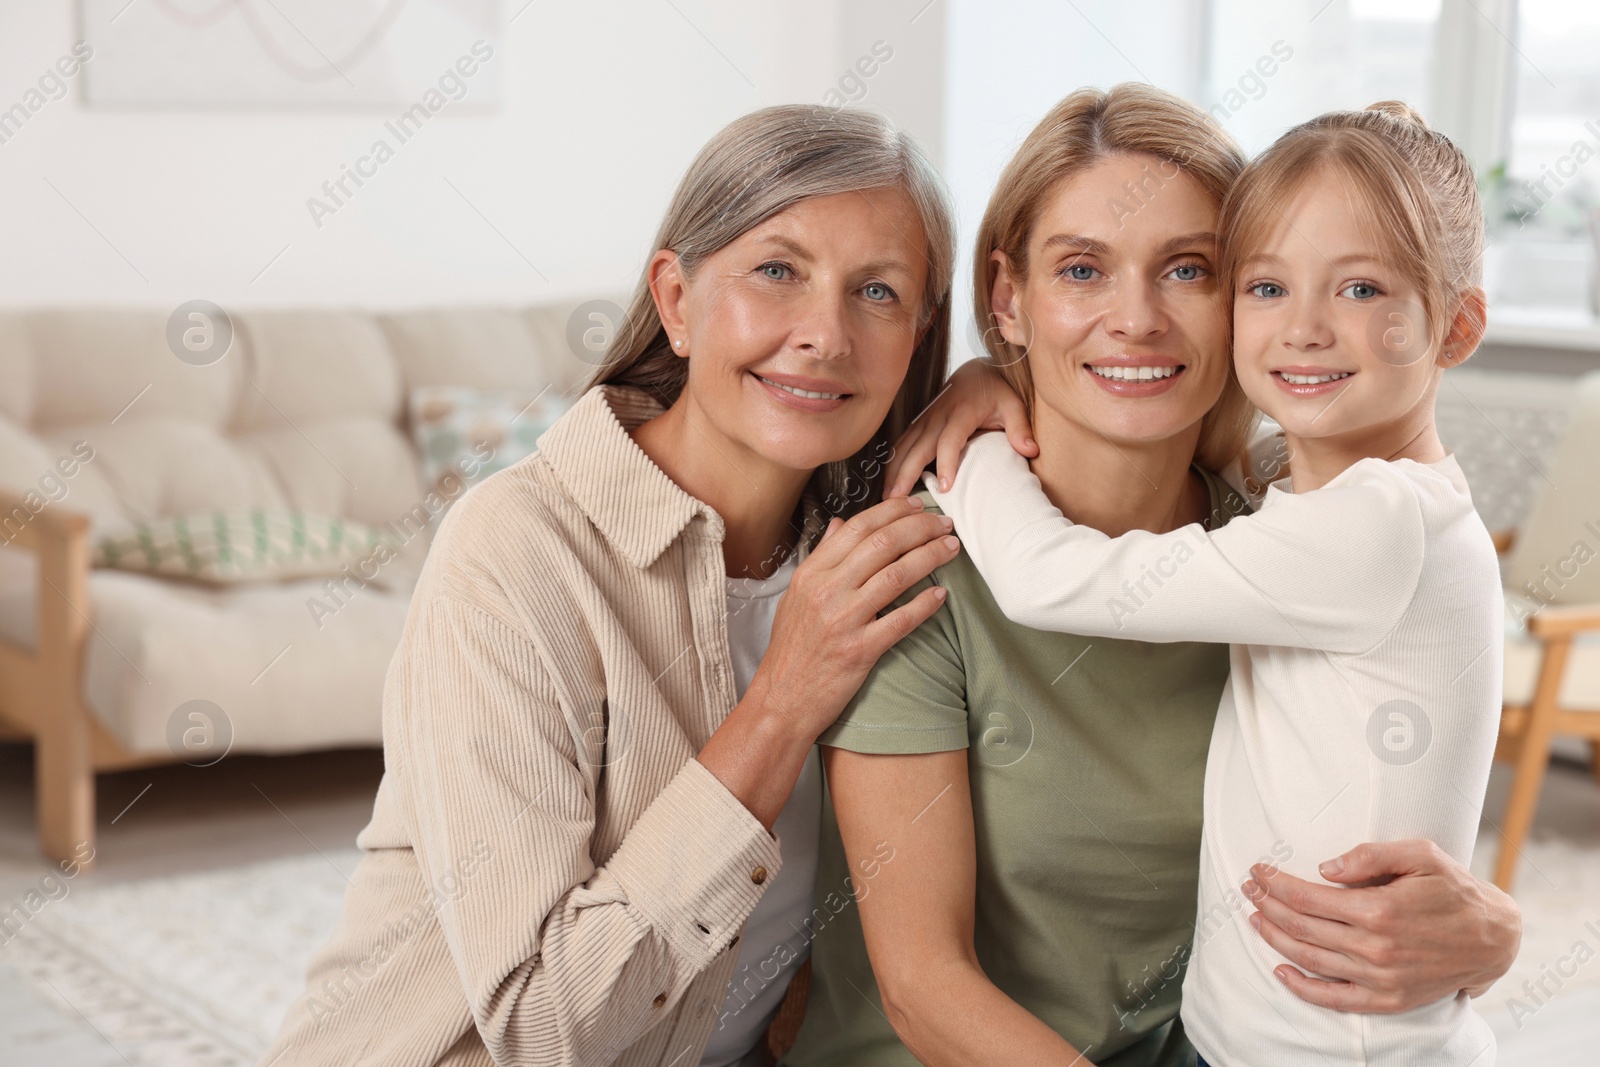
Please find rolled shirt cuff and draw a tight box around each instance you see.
[606,756,784,967]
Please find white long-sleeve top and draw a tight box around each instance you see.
[926,430,1503,1066]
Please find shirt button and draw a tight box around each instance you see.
[653,993,667,1008]
[751,865,768,885]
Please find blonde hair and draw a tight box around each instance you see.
[1218,100,1485,353]
[973,83,1254,474]
[583,104,956,520]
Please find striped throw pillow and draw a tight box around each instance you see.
[92,510,389,585]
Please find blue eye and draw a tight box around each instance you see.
[864,282,895,302]
[1249,282,1285,299]
[1341,282,1380,300]
[761,262,791,280]
[1063,263,1097,281]
[1168,264,1205,282]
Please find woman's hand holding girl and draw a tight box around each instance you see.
[1243,838,1521,1012]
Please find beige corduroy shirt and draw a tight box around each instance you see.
[259,383,825,1067]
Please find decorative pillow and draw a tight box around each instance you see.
[408,385,571,500]
[92,510,391,585]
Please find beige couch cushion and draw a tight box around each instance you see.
[23,308,241,431]
[0,545,403,751]
[0,418,131,535]
[1504,627,1600,711]
[231,311,402,432]
[82,568,405,753]
[3,308,433,538]
[1505,592,1600,712]
[381,308,552,391]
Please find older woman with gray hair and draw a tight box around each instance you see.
[257,104,959,1067]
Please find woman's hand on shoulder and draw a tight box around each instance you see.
[703,497,962,828]
[751,496,961,742]
[1241,838,1521,1012]
[882,359,1036,499]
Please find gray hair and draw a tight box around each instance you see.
[586,104,956,521]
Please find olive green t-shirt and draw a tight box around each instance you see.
[781,467,1249,1067]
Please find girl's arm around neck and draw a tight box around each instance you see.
[929,433,1425,653]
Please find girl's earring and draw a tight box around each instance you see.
[674,339,683,349]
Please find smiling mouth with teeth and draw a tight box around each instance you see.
[1086,364,1184,381]
[754,373,847,400]
[1274,371,1353,385]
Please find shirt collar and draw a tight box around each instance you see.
[538,383,831,571]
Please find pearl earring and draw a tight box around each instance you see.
[674,339,683,349]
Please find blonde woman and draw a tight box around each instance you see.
[925,100,1507,1065]
[781,85,1520,1066]
[259,105,958,1067]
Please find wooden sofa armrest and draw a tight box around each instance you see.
[1491,528,1516,555]
[1,493,98,868]
[0,492,94,656]
[1,493,92,554]
[1526,604,1600,640]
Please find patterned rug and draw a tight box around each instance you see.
[0,831,1595,1066]
[0,848,361,1067]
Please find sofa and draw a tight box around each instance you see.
[0,301,607,866]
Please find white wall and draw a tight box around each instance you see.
[0,0,944,309]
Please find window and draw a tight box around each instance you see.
[1203,0,1441,158]
[1504,0,1600,228]
[1205,0,1600,318]
[1487,0,1600,314]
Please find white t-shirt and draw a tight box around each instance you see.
[928,429,1502,1066]
[699,548,822,1067]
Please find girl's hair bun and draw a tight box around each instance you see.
[1364,99,1428,127]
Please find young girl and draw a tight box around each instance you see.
[912,102,1501,1065]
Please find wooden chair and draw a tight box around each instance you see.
[1490,370,1600,892]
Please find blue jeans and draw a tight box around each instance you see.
[1197,1057,1215,1067]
